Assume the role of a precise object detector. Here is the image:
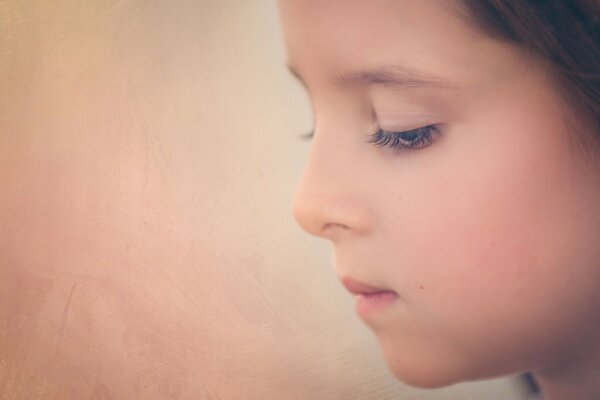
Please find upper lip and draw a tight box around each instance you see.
[341,276,395,295]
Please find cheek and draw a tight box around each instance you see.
[399,91,580,302]
[379,113,600,375]
[391,125,563,297]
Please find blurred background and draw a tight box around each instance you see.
[0,1,531,399]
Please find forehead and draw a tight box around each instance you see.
[278,0,525,91]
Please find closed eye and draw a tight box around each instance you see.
[367,125,440,153]
[299,125,441,154]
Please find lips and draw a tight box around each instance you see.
[341,276,396,296]
[341,276,399,318]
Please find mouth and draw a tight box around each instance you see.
[341,277,399,318]
[341,277,394,295]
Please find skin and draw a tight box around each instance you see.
[278,0,600,398]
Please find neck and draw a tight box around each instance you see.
[532,345,600,400]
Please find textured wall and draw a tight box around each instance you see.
[0,1,529,399]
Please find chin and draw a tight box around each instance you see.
[380,343,487,389]
[383,348,515,390]
[386,360,464,389]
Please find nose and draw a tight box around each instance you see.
[292,127,373,241]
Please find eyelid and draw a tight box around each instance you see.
[298,123,439,142]
[296,93,437,141]
[377,115,439,131]
[367,124,440,154]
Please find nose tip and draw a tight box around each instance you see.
[291,177,370,241]
[291,189,327,238]
[292,192,347,239]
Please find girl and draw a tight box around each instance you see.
[277,1,600,399]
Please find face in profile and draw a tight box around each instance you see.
[278,0,600,389]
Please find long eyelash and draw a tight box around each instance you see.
[366,125,439,153]
[298,125,440,153]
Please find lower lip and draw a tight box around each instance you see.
[355,291,398,318]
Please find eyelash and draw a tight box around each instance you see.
[367,125,440,154]
[300,124,440,154]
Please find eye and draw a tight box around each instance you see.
[298,124,441,153]
[367,125,440,154]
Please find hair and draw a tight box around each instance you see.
[454,0,600,152]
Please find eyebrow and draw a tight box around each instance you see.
[287,63,459,90]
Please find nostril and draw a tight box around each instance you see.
[322,222,350,232]
[320,222,351,240]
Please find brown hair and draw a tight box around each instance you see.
[455,0,600,149]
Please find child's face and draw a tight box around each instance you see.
[279,0,600,388]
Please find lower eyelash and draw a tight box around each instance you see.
[366,125,439,153]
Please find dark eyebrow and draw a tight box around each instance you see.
[287,63,459,90]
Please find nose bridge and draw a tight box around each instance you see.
[292,123,372,240]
